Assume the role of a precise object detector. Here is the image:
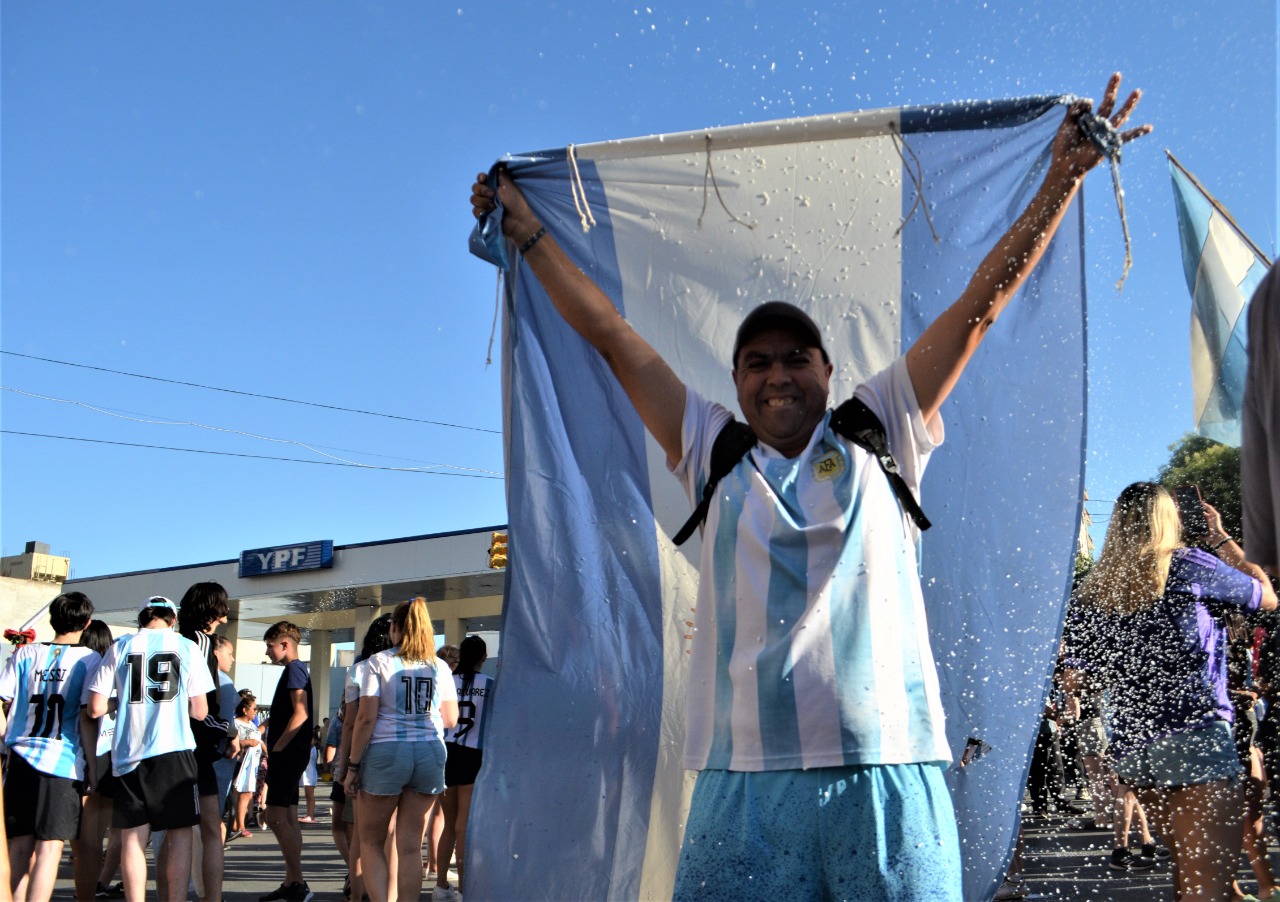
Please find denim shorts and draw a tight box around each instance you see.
[673,763,962,902]
[360,739,447,796]
[1077,716,1109,758]
[1113,720,1243,788]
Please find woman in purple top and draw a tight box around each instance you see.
[1065,482,1277,902]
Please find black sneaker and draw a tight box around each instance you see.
[1109,847,1155,872]
[95,884,112,900]
[286,883,314,902]
[1142,841,1171,860]
[259,886,291,902]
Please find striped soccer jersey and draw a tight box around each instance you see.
[673,356,951,772]
[443,672,492,750]
[0,643,102,779]
[359,649,457,745]
[87,629,214,775]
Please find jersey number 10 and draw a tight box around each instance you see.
[399,676,434,715]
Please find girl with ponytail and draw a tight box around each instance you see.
[343,600,457,902]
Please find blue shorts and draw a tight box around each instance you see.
[360,739,446,796]
[1113,720,1243,788]
[673,763,961,902]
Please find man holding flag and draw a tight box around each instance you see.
[471,74,1149,900]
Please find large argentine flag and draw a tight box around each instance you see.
[1170,154,1273,447]
[469,97,1087,901]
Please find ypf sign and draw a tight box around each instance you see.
[239,541,334,578]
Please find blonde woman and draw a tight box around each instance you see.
[344,600,458,902]
[1064,482,1277,902]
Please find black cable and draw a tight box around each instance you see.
[0,430,503,478]
[0,350,500,435]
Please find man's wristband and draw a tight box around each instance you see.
[519,226,547,255]
[347,760,361,770]
[1212,536,1233,551]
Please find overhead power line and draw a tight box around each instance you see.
[1,430,504,478]
[0,350,500,435]
[2,385,500,477]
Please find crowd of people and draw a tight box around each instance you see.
[4,64,1277,901]
[1012,484,1280,902]
[0,582,493,902]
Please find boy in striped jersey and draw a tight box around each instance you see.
[86,597,212,902]
[0,591,98,902]
[471,75,1151,900]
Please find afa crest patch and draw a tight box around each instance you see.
[811,450,845,482]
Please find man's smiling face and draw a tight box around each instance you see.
[733,327,833,458]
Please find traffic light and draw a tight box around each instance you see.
[488,532,508,569]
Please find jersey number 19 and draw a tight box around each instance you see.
[126,652,181,703]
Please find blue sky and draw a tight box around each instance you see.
[2,2,1275,577]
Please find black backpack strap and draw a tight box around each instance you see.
[829,397,932,532]
[671,420,757,546]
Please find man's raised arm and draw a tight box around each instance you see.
[905,73,1152,430]
[471,171,687,466]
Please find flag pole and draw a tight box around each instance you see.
[1167,150,1273,267]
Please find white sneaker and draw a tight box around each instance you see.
[431,888,460,902]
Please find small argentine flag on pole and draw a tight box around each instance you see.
[1168,151,1273,447]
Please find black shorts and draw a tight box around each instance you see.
[265,750,307,809]
[74,752,117,799]
[444,744,483,787]
[4,754,82,840]
[93,753,118,800]
[113,750,200,831]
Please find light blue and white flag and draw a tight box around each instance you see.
[1170,154,1272,447]
[469,97,1088,901]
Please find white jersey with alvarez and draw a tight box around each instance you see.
[443,672,493,750]
[673,356,951,772]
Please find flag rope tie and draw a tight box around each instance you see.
[697,136,756,230]
[567,144,597,233]
[1078,111,1133,291]
[485,266,502,368]
[888,123,940,243]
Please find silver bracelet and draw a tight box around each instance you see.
[1212,536,1232,551]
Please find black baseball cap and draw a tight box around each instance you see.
[732,301,829,366]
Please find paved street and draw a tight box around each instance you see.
[1015,805,1280,901]
[46,811,459,902]
[1015,808,1174,901]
